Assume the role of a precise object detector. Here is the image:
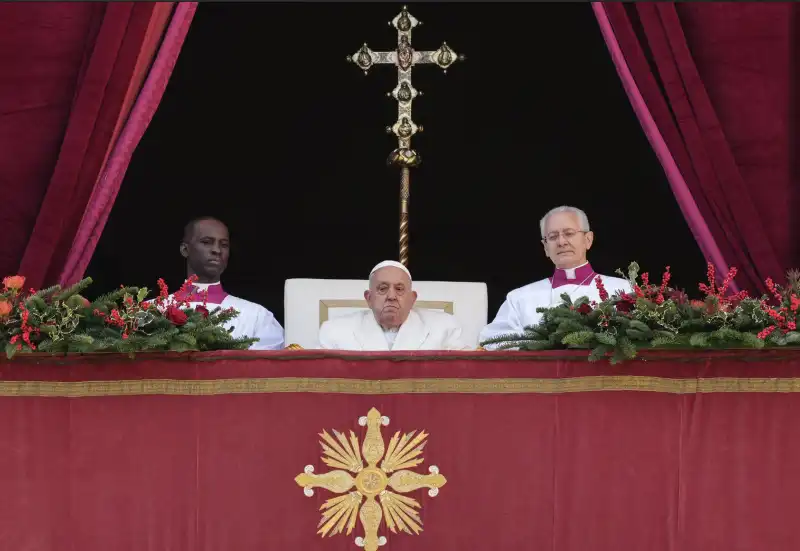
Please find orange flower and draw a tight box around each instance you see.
[2,275,25,291]
[0,300,11,317]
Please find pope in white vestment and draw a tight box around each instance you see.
[172,217,284,350]
[318,260,471,351]
[479,206,632,348]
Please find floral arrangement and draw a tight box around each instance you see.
[481,262,800,363]
[0,274,255,359]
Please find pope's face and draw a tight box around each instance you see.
[542,211,594,269]
[365,267,417,329]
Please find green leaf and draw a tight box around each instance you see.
[517,340,554,351]
[53,278,91,302]
[627,262,640,282]
[653,330,677,341]
[561,331,596,347]
[772,335,788,346]
[628,320,651,333]
[739,332,765,349]
[595,332,617,346]
[689,333,710,347]
[766,330,785,346]
[610,349,626,365]
[556,320,586,334]
[168,341,192,352]
[617,336,637,359]
[626,329,650,341]
[5,342,17,360]
[174,333,197,346]
[27,296,47,311]
[589,344,611,362]
[710,327,741,342]
[137,288,149,303]
[783,331,800,345]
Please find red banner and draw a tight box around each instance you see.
[2,350,800,550]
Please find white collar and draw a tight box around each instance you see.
[561,262,588,280]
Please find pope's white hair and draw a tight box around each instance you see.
[539,206,591,238]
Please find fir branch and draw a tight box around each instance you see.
[595,332,617,346]
[32,284,63,300]
[480,330,541,347]
[561,331,596,347]
[53,278,93,302]
[92,286,140,307]
[589,344,612,362]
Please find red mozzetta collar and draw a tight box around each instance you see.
[550,263,595,289]
[186,284,229,305]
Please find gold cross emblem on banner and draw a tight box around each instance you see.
[295,407,447,551]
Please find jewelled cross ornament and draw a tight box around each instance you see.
[347,6,464,267]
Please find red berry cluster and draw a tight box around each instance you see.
[630,266,671,305]
[758,278,800,340]
[698,263,748,308]
[8,302,39,351]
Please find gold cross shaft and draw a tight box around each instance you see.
[348,6,463,267]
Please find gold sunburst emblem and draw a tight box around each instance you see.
[294,407,447,551]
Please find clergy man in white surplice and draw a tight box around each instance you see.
[176,217,284,350]
[318,261,472,351]
[479,206,632,348]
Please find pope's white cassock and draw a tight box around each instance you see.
[479,262,632,348]
[318,308,470,351]
[180,283,285,350]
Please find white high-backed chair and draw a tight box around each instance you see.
[284,279,488,349]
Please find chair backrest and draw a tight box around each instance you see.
[284,278,488,349]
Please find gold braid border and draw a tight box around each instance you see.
[2,376,800,397]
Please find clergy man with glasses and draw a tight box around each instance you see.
[479,206,632,348]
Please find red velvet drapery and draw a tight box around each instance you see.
[0,2,183,288]
[3,349,800,550]
[59,2,197,286]
[597,3,795,294]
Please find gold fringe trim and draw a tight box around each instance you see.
[2,376,800,397]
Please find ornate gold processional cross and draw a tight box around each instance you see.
[348,6,464,267]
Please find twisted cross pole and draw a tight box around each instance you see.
[348,6,464,267]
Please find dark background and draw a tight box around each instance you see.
[86,2,706,324]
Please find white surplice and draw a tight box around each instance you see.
[479,265,632,348]
[317,308,472,351]
[188,295,285,350]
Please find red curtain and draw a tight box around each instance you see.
[0,2,185,288]
[59,3,197,286]
[597,3,794,294]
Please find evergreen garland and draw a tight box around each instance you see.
[0,274,255,359]
[482,262,800,363]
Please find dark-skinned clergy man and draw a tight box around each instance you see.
[318,260,471,351]
[177,216,284,350]
[479,206,632,348]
